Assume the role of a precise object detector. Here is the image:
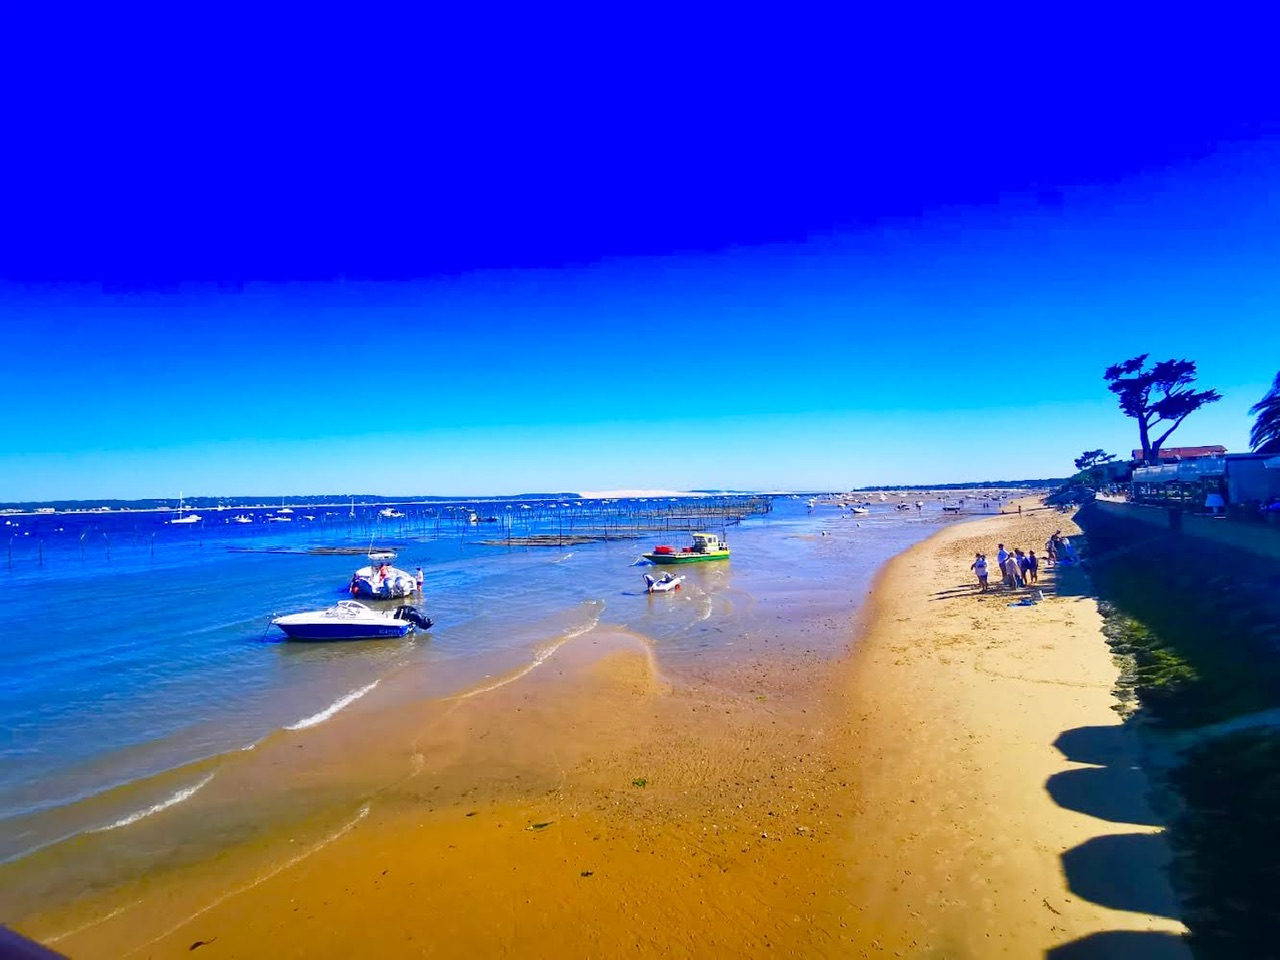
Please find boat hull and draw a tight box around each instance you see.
[274,621,413,641]
[273,600,418,641]
[643,550,730,564]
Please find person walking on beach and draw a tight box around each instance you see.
[1016,549,1030,585]
[1045,533,1059,567]
[1027,550,1039,584]
[997,543,1009,571]
[970,552,989,592]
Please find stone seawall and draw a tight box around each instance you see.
[1092,499,1280,561]
[1075,501,1280,956]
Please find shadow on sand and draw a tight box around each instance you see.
[1045,725,1189,958]
[1046,930,1189,959]
[1048,726,1161,827]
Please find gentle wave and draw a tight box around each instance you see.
[285,681,380,731]
[450,609,601,701]
[89,772,216,834]
[53,804,373,950]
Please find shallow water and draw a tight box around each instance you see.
[0,496,956,866]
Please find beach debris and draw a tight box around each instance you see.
[631,777,648,788]
[580,870,594,877]
[190,938,217,951]
[526,821,554,831]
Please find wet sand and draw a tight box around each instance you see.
[14,503,1188,957]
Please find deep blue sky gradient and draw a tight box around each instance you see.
[3,10,1278,498]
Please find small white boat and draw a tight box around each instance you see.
[643,572,684,593]
[368,549,397,562]
[232,514,253,524]
[849,506,870,515]
[350,562,420,599]
[268,515,292,523]
[379,508,405,519]
[272,600,431,641]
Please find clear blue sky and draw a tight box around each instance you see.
[2,10,1278,501]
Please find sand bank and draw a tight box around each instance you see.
[14,504,1188,958]
[829,502,1189,957]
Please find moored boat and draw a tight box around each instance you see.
[350,562,420,599]
[643,572,684,593]
[272,600,430,641]
[167,494,201,525]
[643,532,730,564]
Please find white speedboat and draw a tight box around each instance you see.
[643,572,684,593]
[232,514,253,524]
[350,563,420,599]
[272,600,431,641]
[379,508,405,519]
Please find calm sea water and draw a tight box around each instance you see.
[0,495,962,865]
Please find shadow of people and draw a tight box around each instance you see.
[1046,929,1190,959]
[1046,766,1161,826]
[1061,833,1182,919]
[930,583,984,601]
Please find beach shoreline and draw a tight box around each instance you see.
[10,501,1189,957]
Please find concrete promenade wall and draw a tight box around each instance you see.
[1091,499,1280,561]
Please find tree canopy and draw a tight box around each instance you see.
[1104,355,1221,462]
[1072,449,1118,488]
[1249,371,1280,454]
[1074,449,1116,472]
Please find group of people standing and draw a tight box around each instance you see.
[969,530,1078,592]
[969,542,1041,592]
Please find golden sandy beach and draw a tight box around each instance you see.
[17,504,1188,958]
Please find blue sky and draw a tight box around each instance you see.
[2,11,1278,500]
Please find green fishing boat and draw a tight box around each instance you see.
[643,532,730,564]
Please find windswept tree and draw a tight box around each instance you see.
[1073,449,1117,487]
[1074,449,1116,472]
[1104,355,1221,462]
[1249,371,1280,454]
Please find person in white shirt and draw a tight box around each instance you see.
[970,553,989,592]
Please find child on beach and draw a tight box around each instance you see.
[970,552,988,591]
[1027,550,1039,584]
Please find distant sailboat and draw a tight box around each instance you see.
[168,493,201,525]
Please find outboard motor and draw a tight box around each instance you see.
[393,605,434,630]
[643,574,656,591]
